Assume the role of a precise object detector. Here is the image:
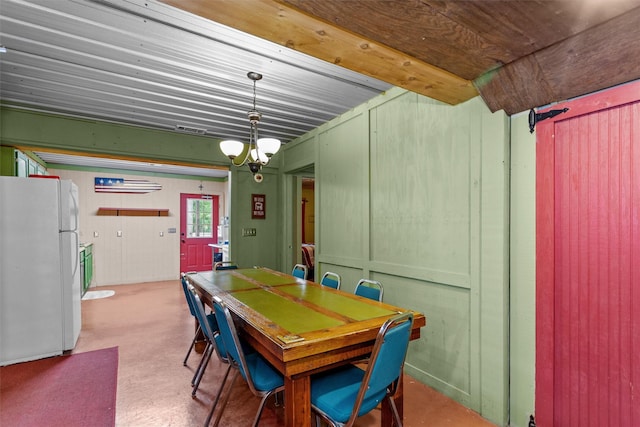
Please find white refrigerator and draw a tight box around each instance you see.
[0,176,82,366]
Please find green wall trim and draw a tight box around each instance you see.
[508,112,537,427]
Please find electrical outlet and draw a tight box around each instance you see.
[93,231,99,238]
[117,230,122,237]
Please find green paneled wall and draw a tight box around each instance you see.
[2,87,535,426]
[370,91,472,279]
[318,115,367,265]
[229,167,282,270]
[283,87,510,425]
[0,107,228,167]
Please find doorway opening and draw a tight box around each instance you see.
[301,177,315,280]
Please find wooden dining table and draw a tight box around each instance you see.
[185,267,426,427]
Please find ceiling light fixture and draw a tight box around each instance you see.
[219,72,281,183]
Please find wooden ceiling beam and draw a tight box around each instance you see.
[477,7,640,115]
[159,0,478,106]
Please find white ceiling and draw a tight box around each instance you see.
[0,0,392,176]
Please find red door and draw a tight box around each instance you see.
[180,193,219,273]
[536,82,640,426]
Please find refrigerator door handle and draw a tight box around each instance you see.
[59,181,79,233]
[65,184,79,232]
[70,188,79,232]
[70,230,80,278]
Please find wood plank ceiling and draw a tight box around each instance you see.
[162,0,640,115]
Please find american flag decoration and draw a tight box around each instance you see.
[94,177,162,193]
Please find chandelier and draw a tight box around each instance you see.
[219,72,281,183]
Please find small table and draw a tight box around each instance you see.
[186,267,426,427]
[208,243,229,263]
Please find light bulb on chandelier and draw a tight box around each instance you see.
[219,72,281,182]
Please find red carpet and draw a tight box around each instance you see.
[0,347,118,427]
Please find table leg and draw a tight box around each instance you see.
[381,374,404,426]
[284,375,311,427]
[194,319,206,353]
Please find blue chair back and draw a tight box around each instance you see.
[180,274,197,317]
[189,287,216,340]
[188,286,227,361]
[309,312,413,426]
[320,272,341,290]
[213,298,250,381]
[366,313,413,397]
[292,263,307,279]
[210,296,284,426]
[214,261,238,270]
[354,279,383,302]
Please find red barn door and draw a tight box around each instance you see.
[536,82,640,426]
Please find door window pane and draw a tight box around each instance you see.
[186,198,213,237]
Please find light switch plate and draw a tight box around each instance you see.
[242,228,257,237]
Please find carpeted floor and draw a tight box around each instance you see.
[0,347,118,427]
[72,280,496,426]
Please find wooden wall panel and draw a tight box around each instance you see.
[317,115,367,263]
[369,92,471,280]
[287,87,509,424]
[231,169,281,270]
[376,272,472,402]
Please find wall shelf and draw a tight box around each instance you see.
[97,207,169,217]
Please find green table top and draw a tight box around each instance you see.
[278,283,396,321]
[194,268,298,292]
[190,268,403,338]
[232,288,345,334]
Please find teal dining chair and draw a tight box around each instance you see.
[310,312,414,427]
[213,261,238,270]
[354,279,383,302]
[187,286,230,401]
[179,273,200,366]
[206,296,285,427]
[320,271,341,290]
[292,263,308,279]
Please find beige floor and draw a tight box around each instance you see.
[75,280,496,427]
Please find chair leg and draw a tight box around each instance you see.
[192,342,210,385]
[192,344,213,397]
[251,389,279,427]
[210,369,239,427]
[273,389,283,407]
[387,396,403,427]
[202,364,231,426]
[183,325,201,366]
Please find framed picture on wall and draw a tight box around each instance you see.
[252,194,266,219]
